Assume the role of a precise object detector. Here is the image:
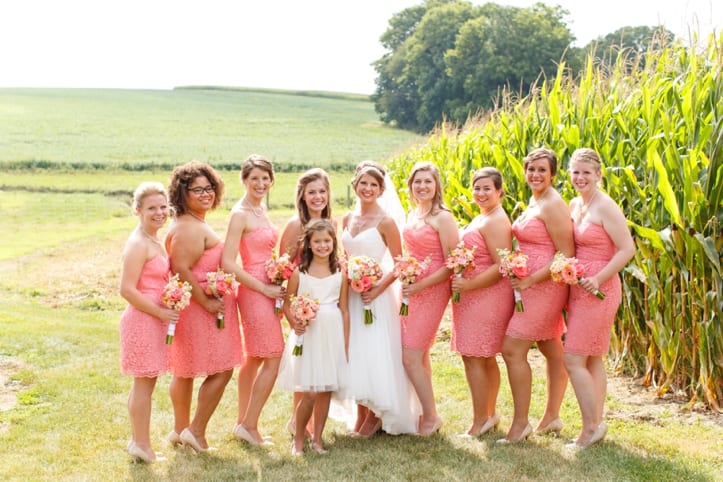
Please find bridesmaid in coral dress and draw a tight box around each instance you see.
[401,162,458,436]
[120,182,179,463]
[499,148,574,443]
[278,168,336,437]
[222,155,285,446]
[165,161,243,453]
[564,148,634,449]
[450,168,514,438]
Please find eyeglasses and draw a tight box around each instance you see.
[188,186,215,195]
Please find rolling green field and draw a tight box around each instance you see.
[0,87,423,168]
[0,88,720,481]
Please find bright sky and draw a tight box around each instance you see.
[0,0,719,94]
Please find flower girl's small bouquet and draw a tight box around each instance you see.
[162,273,192,344]
[497,248,529,312]
[265,252,296,314]
[394,254,431,315]
[204,269,238,329]
[550,252,606,299]
[346,255,383,324]
[289,293,320,356]
[445,242,476,303]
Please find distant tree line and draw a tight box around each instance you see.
[372,0,675,133]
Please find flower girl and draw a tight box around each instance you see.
[277,219,350,456]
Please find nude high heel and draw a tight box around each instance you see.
[128,441,166,463]
[496,423,533,444]
[536,418,564,436]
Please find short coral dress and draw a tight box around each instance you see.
[505,217,567,341]
[565,223,622,356]
[168,243,244,378]
[401,223,451,350]
[120,255,170,377]
[237,226,284,358]
[451,226,514,357]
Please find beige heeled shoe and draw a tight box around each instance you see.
[180,428,210,453]
[128,441,166,463]
[233,424,274,446]
[536,418,564,436]
[496,423,533,444]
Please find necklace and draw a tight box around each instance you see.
[139,227,161,245]
[581,190,598,211]
[186,210,206,223]
[241,199,264,218]
[481,204,502,218]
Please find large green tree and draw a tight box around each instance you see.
[373,1,575,133]
[583,25,676,71]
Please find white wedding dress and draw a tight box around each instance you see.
[336,225,421,434]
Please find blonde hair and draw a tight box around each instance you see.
[241,154,275,183]
[406,161,449,215]
[132,181,167,212]
[570,148,602,172]
[351,160,386,193]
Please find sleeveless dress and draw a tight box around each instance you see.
[276,271,348,392]
[168,242,244,378]
[340,227,421,434]
[565,223,622,356]
[120,255,170,377]
[451,226,514,357]
[506,217,567,341]
[237,226,284,357]
[401,223,451,350]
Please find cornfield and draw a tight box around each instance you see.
[388,34,723,410]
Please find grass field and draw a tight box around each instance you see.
[0,87,423,168]
[0,88,720,481]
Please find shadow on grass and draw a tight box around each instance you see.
[127,428,712,481]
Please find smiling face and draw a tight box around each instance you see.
[137,192,169,233]
[410,169,437,204]
[308,228,334,260]
[569,159,601,195]
[472,176,502,212]
[243,167,273,201]
[187,175,215,213]
[302,179,329,218]
[354,173,382,204]
[524,157,553,194]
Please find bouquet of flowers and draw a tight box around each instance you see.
[394,254,431,315]
[550,252,606,299]
[497,248,528,312]
[162,273,192,344]
[289,293,320,356]
[346,255,383,324]
[445,242,477,303]
[265,252,296,314]
[205,268,238,329]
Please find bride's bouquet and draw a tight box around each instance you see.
[346,255,383,324]
[394,254,431,315]
[162,273,192,344]
[265,252,296,314]
[550,252,606,299]
[497,248,528,312]
[445,242,476,303]
[205,269,238,329]
[289,293,320,356]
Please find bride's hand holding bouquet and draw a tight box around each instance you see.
[346,255,383,324]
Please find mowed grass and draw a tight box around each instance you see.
[0,87,423,167]
[0,180,721,481]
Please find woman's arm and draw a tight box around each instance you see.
[452,219,511,293]
[404,211,458,296]
[279,218,301,261]
[362,216,401,303]
[168,225,221,314]
[339,273,350,359]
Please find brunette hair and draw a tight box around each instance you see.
[472,167,504,194]
[168,161,224,216]
[406,161,449,215]
[298,219,339,274]
[240,154,275,183]
[523,147,559,176]
[295,168,332,226]
[351,160,386,193]
[570,148,602,172]
[132,181,167,212]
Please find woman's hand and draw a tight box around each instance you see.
[579,276,600,294]
[262,283,285,300]
[158,308,180,323]
[293,320,307,336]
[402,281,424,298]
[203,296,224,316]
[360,285,381,305]
[509,276,534,291]
[451,276,469,293]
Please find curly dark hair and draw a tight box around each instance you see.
[168,161,225,216]
[298,219,339,274]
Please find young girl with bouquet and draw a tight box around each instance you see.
[277,219,350,456]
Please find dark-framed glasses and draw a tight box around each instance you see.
[188,186,215,195]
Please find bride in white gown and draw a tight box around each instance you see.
[336,161,421,436]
